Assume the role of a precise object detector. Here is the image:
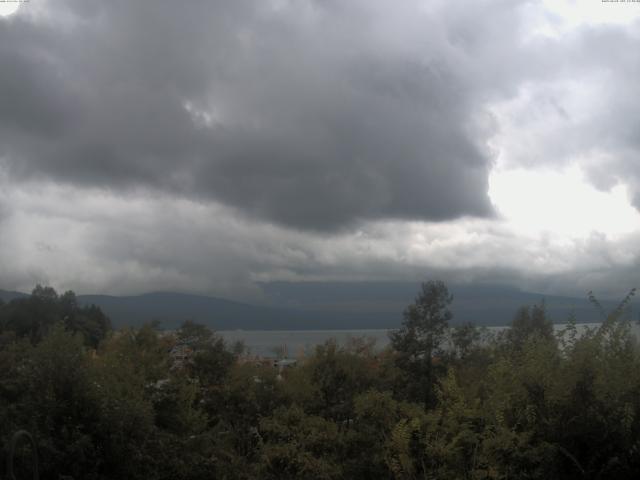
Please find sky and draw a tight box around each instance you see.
[0,0,639,301]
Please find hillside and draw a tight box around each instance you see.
[1,284,633,330]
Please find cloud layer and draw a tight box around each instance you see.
[1,0,640,298]
[0,0,515,230]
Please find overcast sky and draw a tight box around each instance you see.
[0,0,639,300]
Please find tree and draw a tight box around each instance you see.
[1,285,61,343]
[259,405,343,480]
[505,302,554,352]
[16,324,102,479]
[0,287,111,347]
[390,280,453,407]
[60,291,111,348]
[176,320,214,348]
[302,339,378,422]
[175,320,236,386]
[451,321,481,360]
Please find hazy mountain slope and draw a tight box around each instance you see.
[260,282,634,326]
[2,284,634,330]
[0,290,28,303]
[77,292,297,330]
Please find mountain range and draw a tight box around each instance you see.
[0,283,635,330]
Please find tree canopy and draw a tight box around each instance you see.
[1,282,640,479]
[389,280,453,406]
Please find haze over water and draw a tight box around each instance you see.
[219,322,638,358]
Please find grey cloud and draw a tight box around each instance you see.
[0,201,7,224]
[486,19,640,207]
[0,174,638,299]
[0,0,532,230]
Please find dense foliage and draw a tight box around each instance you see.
[1,282,639,479]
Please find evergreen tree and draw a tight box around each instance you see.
[390,280,453,407]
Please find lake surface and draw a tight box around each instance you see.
[219,329,391,357]
[219,322,632,357]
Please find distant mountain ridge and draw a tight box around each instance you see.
[77,292,304,330]
[0,290,28,303]
[0,284,635,330]
[260,282,637,327]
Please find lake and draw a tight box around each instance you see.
[218,329,391,357]
[218,322,632,357]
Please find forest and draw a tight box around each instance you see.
[1,281,640,479]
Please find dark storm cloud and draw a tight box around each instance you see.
[0,0,514,230]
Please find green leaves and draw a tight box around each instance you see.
[390,280,453,407]
[259,406,342,480]
[0,286,111,347]
[3,283,640,479]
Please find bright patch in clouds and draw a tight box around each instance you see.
[0,2,20,17]
[544,0,640,26]
[489,166,640,238]
[533,0,640,39]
